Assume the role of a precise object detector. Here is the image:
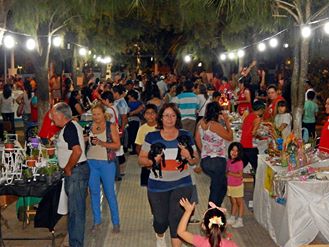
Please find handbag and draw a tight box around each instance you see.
[105,121,117,161]
[17,100,24,117]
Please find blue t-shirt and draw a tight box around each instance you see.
[142,129,194,192]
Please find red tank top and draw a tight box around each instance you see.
[240,112,257,148]
[263,96,284,121]
[237,89,252,115]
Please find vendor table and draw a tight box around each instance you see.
[254,155,329,247]
[0,179,63,247]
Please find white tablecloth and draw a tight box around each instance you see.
[254,155,329,247]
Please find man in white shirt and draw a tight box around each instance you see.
[51,102,89,247]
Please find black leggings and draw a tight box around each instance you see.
[148,186,193,238]
[2,113,15,133]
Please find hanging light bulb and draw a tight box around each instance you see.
[269,38,278,48]
[53,36,62,47]
[283,43,289,48]
[237,50,245,58]
[257,42,266,52]
[26,38,36,50]
[228,52,235,60]
[3,35,15,49]
[301,25,311,38]
[324,22,329,34]
[220,54,226,61]
[184,55,192,63]
[79,47,87,56]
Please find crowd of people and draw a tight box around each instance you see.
[1,59,329,247]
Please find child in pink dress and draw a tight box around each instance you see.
[178,198,238,247]
[226,142,244,228]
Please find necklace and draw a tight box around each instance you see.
[96,126,101,131]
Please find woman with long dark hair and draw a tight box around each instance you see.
[138,103,199,247]
[195,101,233,206]
[16,80,32,129]
[68,90,85,120]
[1,84,16,133]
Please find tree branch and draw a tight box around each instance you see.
[276,0,296,9]
[308,2,329,22]
[276,2,300,23]
[293,0,304,23]
[49,15,80,35]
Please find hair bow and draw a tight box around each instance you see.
[208,216,224,229]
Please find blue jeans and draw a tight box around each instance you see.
[201,156,227,207]
[88,159,120,226]
[64,163,90,247]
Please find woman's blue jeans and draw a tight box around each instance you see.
[88,159,120,226]
[201,156,227,207]
[64,162,90,247]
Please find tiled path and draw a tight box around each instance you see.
[84,155,277,247]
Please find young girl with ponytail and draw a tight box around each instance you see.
[178,198,238,247]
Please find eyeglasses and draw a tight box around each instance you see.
[162,114,177,118]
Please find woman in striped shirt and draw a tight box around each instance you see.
[138,103,199,247]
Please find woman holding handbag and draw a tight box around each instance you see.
[16,81,32,129]
[87,103,121,234]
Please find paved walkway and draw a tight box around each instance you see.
[84,155,277,247]
[1,152,278,247]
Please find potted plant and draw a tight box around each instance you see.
[22,168,33,181]
[4,139,14,150]
[46,142,56,157]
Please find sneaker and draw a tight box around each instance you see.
[156,233,167,247]
[232,218,244,228]
[226,216,236,225]
[112,224,120,233]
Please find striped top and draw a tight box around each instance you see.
[172,92,200,120]
[142,129,194,192]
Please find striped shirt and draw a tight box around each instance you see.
[142,130,194,192]
[172,92,199,120]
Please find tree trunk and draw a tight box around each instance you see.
[0,0,10,43]
[35,66,49,124]
[291,28,301,136]
[34,33,51,125]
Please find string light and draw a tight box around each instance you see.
[228,52,235,60]
[3,35,15,49]
[184,55,192,63]
[324,22,329,34]
[79,47,87,56]
[52,36,62,47]
[284,43,289,48]
[237,50,245,58]
[269,38,278,48]
[301,25,311,38]
[219,54,226,61]
[257,42,266,52]
[26,38,36,50]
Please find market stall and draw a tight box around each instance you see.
[254,154,329,247]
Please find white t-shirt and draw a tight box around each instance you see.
[57,121,87,168]
[274,113,292,139]
[0,94,15,113]
[197,94,211,117]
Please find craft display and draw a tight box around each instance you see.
[0,135,61,185]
